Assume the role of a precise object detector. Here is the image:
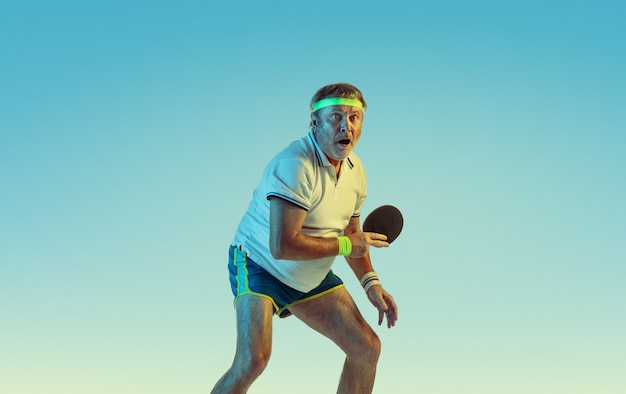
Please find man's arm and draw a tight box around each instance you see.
[344,215,399,328]
[268,197,388,261]
[343,215,376,278]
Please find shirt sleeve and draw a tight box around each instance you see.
[263,156,313,211]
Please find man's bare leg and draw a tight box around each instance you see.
[289,287,381,394]
[211,295,274,394]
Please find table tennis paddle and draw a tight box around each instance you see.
[362,205,404,244]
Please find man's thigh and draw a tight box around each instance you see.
[234,294,275,356]
[288,287,375,352]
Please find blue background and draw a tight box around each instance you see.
[1,1,625,393]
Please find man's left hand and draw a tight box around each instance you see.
[366,285,398,328]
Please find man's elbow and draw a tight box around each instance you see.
[270,238,290,260]
[270,243,283,260]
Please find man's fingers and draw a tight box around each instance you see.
[376,293,388,326]
[385,294,398,328]
[367,232,389,248]
[365,232,388,241]
[368,288,398,328]
[386,309,397,328]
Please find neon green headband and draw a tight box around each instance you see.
[311,97,365,112]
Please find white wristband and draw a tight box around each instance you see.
[360,271,381,293]
[363,278,381,293]
[360,271,378,286]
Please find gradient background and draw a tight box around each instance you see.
[1,1,625,393]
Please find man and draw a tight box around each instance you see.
[211,83,398,394]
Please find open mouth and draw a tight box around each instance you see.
[338,139,351,145]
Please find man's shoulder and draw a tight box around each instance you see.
[272,133,319,166]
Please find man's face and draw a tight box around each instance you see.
[312,105,364,166]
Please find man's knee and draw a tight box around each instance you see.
[233,294,274,378]
[364,330,381,361]
[348,329,381,364]
[235,346,271,378]
[247,349,271,375]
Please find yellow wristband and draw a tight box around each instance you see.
[337,236,352,256]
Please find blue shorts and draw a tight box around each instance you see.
[228,245,344,318]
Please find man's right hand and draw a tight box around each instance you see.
[347,232,389,258]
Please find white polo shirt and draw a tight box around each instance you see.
[232,130,367,292]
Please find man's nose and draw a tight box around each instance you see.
[340,119,351,132]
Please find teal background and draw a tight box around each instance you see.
[1,1,624,393]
